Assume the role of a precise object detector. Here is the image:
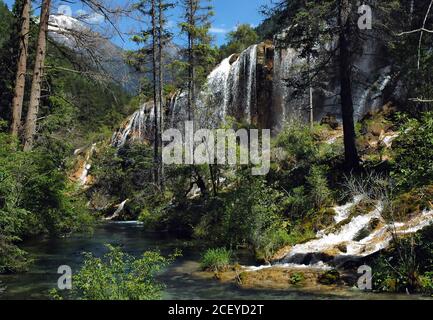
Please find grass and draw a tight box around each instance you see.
[200,248,232,272]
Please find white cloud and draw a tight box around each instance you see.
[209,27,229,34]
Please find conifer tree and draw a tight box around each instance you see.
[10,0,30,137]
[23,0,51,151]
[179,0,216,121]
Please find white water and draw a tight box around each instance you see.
[277,200,433,268]
[241,199,433,271]
[112,45,260,146]
[333,195,364,224]
[105,200,128,221]
[112,102,155,148]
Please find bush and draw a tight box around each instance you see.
[0,235,31,273]
[392,112,433,191]
[306,165,333,208]
[290,272,305,285]
[200,248,232,272]
[372,227,433,294]
[0,133,94,273]
[53,245,180,300]
[318,270,340,285]
[420,272,433,296]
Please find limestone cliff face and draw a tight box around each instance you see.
[112,38,395,146]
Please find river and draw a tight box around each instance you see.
[0,221,426,300]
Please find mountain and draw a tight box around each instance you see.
[48,14,183,95]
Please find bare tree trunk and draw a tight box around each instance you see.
[158,0,165,190]
[23,0,51,151]
[338,0,360,170]
[187,0,196,122]
[151,0,160,186]
[308,55,313,129]
[10,0,30,137]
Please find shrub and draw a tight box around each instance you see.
[372,229,433,294]
[420,272,433,296]
[200,248,232,272]
[274,122,318,168]
[392,112,433,192]
[0,133,94,273]
[306,165,333,208]
[0,235,31,273]
[290,272,305,285]
[254,226,291,262]
[318,270,340,285]
[53,245,180,300]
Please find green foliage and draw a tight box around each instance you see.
[42,46,132,147]
[318,269,340,285]
[0,133,94,273]
[289,272,305,286]
[392,113,433,192]
[54,245,179,300]
[0,0,15,121]
[0,234,31,273]
[92,143,165,219]
[218,173,290,260]
[372,226,433,294]
[200,248,231,272]
[219,24,259,59]
[420,272,433,296]
[178,0,217,89]
[306,165,333,209]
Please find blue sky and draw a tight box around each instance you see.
[3,0,273,48]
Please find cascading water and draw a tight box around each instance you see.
[112,45,260,146]
[270,198,433,269]
[199,44,258,126]
[111,101,155,148]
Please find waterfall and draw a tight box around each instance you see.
[113,45,260,146]
[273,200,433,269]
[245,45,258,122]
[105,199,129,221]
[111,101,154,148]
[202,54,233,123]
[200,44,258,126]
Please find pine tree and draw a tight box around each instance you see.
[157,0,175,189]
[10,0,30,137]
[266,0,361,169]
[179,0,216,121]
[0,0,22,123]
[23,0,51,151]
[131,0,174,187]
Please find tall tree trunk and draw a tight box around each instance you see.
[23,0,51,151]
[10,0,30,137]
[308,55,313,129]
[338,0,360,170]
[158,0,165,189]
[187,0,195,122]
[151,0,160,186]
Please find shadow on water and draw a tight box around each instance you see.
[0,222,428,300]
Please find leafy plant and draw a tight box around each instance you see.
[53,245,180,300]
[290,272,305,285]
[200,248,232,272]
[392,112,433,192]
